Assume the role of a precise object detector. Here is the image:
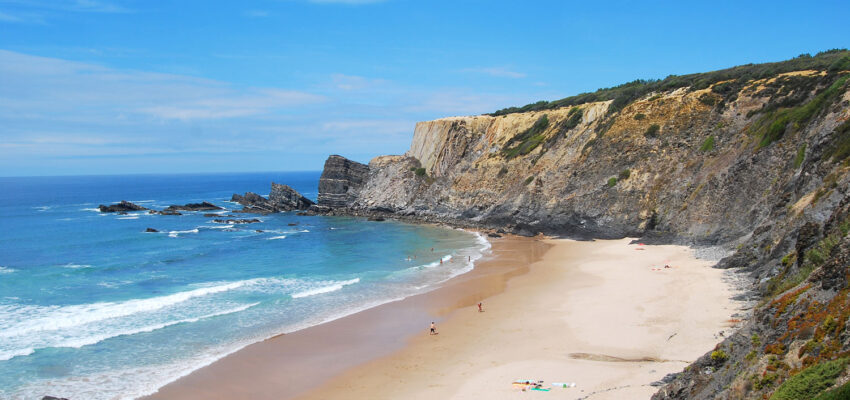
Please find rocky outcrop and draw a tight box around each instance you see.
[231,182,314,213]
[98,201,148,213]
[162,202,222,212]
[317,155,369,208]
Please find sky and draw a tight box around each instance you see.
[0,0,848,176]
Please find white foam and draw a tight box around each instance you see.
[0,266,16,274]
[168,229,199,238]
[0,280,250,339]
[81,208,100,212]
[0,302,261,361]
[199,224,234,230]
[34,206,52,212]
[291,278,360,299]
[266,235,287,240]
[62,264,92,269]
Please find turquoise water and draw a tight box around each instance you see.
[0,172,488,400]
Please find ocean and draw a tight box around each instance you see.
[0,172,489,400]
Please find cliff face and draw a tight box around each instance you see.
[320,65,850,398]
[317,155,370,208]
[351,72,849,244]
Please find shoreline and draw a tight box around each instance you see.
[142,235,549,400]
[143,236,741,400]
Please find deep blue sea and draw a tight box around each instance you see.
[0,172,488,400]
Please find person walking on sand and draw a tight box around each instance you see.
[430,322,437,335]
[478,302,483,312]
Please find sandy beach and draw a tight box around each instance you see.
[145,236,740,400]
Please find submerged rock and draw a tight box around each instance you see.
[98,201,148,213]
[145,228,159,233]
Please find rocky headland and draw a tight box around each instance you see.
[308,50,850,399]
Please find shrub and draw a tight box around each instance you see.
[634,113,646,120]
[814,381,850,400]
[414,167,427,177]
[524,176,534,185]
[828,120,850,162]
[502,114,550,159]
[770,358,848,399]
[752,333,762,346]
[618,169,631,180]
[828,55,850,71]
[751,74,850,148]
[645,124,660,138]
[700,136,716,152]
[794,144,807,168]
[698,93,718,106]
[711,349,729,363]
[562,106,583,131]
[498,166,508,176]
[607,177,618,187]
[489,49,850,117]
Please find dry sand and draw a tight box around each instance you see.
[144,236,740,400]
[300,237,740,400]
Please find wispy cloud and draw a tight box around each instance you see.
[462,66,527,79]
[0,0,131,24]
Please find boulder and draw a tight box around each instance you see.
[98,201,148,213]
[145,228,159,233]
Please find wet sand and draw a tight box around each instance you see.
[144,236,740,400]
[142,236,549,400]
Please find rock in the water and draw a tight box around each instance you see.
[203,213,222,217]
[162,201,222,212]
[317,155,369,208]
[231,183,314,213]
[213,218,260,224]
[145,228,159,233]
[149,210,182,216]
[287,222,298,226]
[98,201,148,213]
[368,216,385,221]
[42,396,69,400]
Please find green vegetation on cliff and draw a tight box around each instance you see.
[502,114,550,159]
[770,358,848,400]
[490,49,850,117]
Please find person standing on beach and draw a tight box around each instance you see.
[430,322,437,335]
[478,302,483,312]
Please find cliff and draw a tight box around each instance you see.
[318,50,850,398]
[317,155,370,209]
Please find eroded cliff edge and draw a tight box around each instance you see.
[317,51,850,399]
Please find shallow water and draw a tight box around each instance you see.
[0,172,488,400]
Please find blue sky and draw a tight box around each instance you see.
[0,0,847,176]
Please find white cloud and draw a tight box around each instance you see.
[0,50,325,121]
[463,66,527,79]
